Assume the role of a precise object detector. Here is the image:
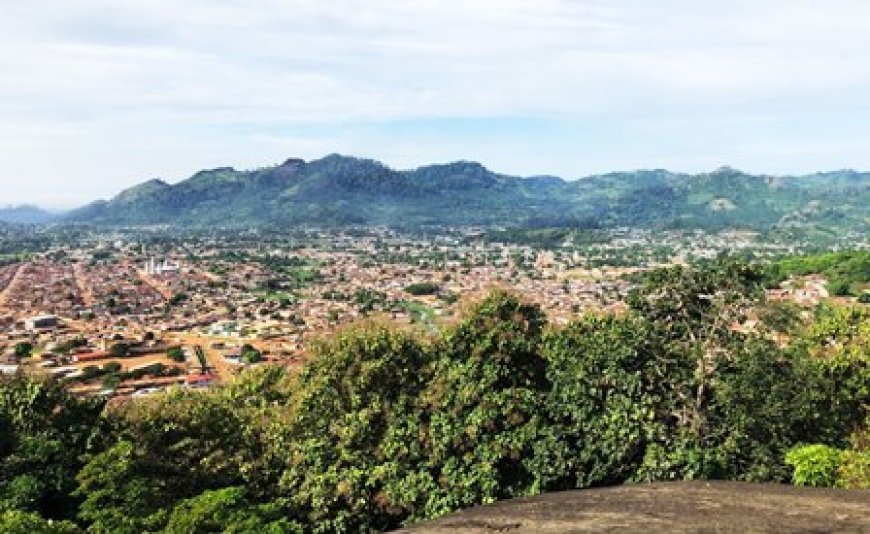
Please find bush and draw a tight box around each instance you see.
[0,510,80,533]
[109,343,130,357]
[167,347,185,363]
[13,343,32,358]
[404,282,439,296]
[838,451,870,489]
[785,444,841,487]
[829,280,853,297]
[838,423,870,489]
[79,366,103,381]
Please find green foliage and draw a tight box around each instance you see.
[702,340,840,481]
[194,346,208,374]
[0,375,103,520]
[108,343,130,357]
[76,391,255,532]
[541,315,672,489]
[163,487,301,534]
[758,301,801,334]
[384,291,550,521]
[13,343,32,358]
[0,510,80,533]
[785,445,842,487]
[791,419,870,489]
[838,450,870,489]
[240,344,262,364]
[166,347,185,363]
[771,250,870,296]
[404,282,440,296]
[276,322,431,531]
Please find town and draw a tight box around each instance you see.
[0,225,865,399]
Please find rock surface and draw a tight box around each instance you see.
[396,481,870,533]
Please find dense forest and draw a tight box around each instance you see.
[1,259,869,532]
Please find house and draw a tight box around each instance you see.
[25,314,59,331]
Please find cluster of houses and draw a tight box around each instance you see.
[5,227,847,399]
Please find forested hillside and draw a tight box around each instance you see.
[63,155,870,232]
[2,259,868,532]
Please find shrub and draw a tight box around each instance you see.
[166,347,185,363]
[404,282,439,296]
[785,444,841,487]
[838,451,870,489]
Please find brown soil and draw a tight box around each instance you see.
[395,481,870,533]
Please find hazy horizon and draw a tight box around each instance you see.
[3,1,870,206]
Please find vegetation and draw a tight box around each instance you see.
[404,281,440,296]
[769,250,870,296]
[166,347,185,363]
[0,258,868,531]
[63,155,870,233]
[13,343,32,359]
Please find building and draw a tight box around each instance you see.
[143,257,181,276]
[24,314,59,331]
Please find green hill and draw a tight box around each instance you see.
[63,155,870,231]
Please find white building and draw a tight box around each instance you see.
[143,257,181,276]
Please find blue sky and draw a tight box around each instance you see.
[2,0,870,206]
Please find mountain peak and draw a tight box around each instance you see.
[113,179,170,203]
[710,165,745,175]
[280,157,306,168]
[0,204,55,224]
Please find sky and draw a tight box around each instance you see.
[2,0,870,207]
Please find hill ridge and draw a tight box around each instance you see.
[60,154,870,231]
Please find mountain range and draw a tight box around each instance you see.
[40,154,870,232]
[0,204,56,225]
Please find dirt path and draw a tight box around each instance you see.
[0,262,24,309]
[72,262,96,307]
[397,481,870,533]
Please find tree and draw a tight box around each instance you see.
[240,347,262,365]
[109,343,130,357]
[167,347,185,363]
[0,375,103,520]
[627,259,765,444]
[194,346,208,374]
[77,391,253,532]
[0,510,80,533]
[275,322,431,532]
[13,343,32,359]
[540,315,675,489]
[404,282,439,296]
[384,291,551,521]
[163,487,301,533]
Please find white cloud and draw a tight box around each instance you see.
[1,0,870,204]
